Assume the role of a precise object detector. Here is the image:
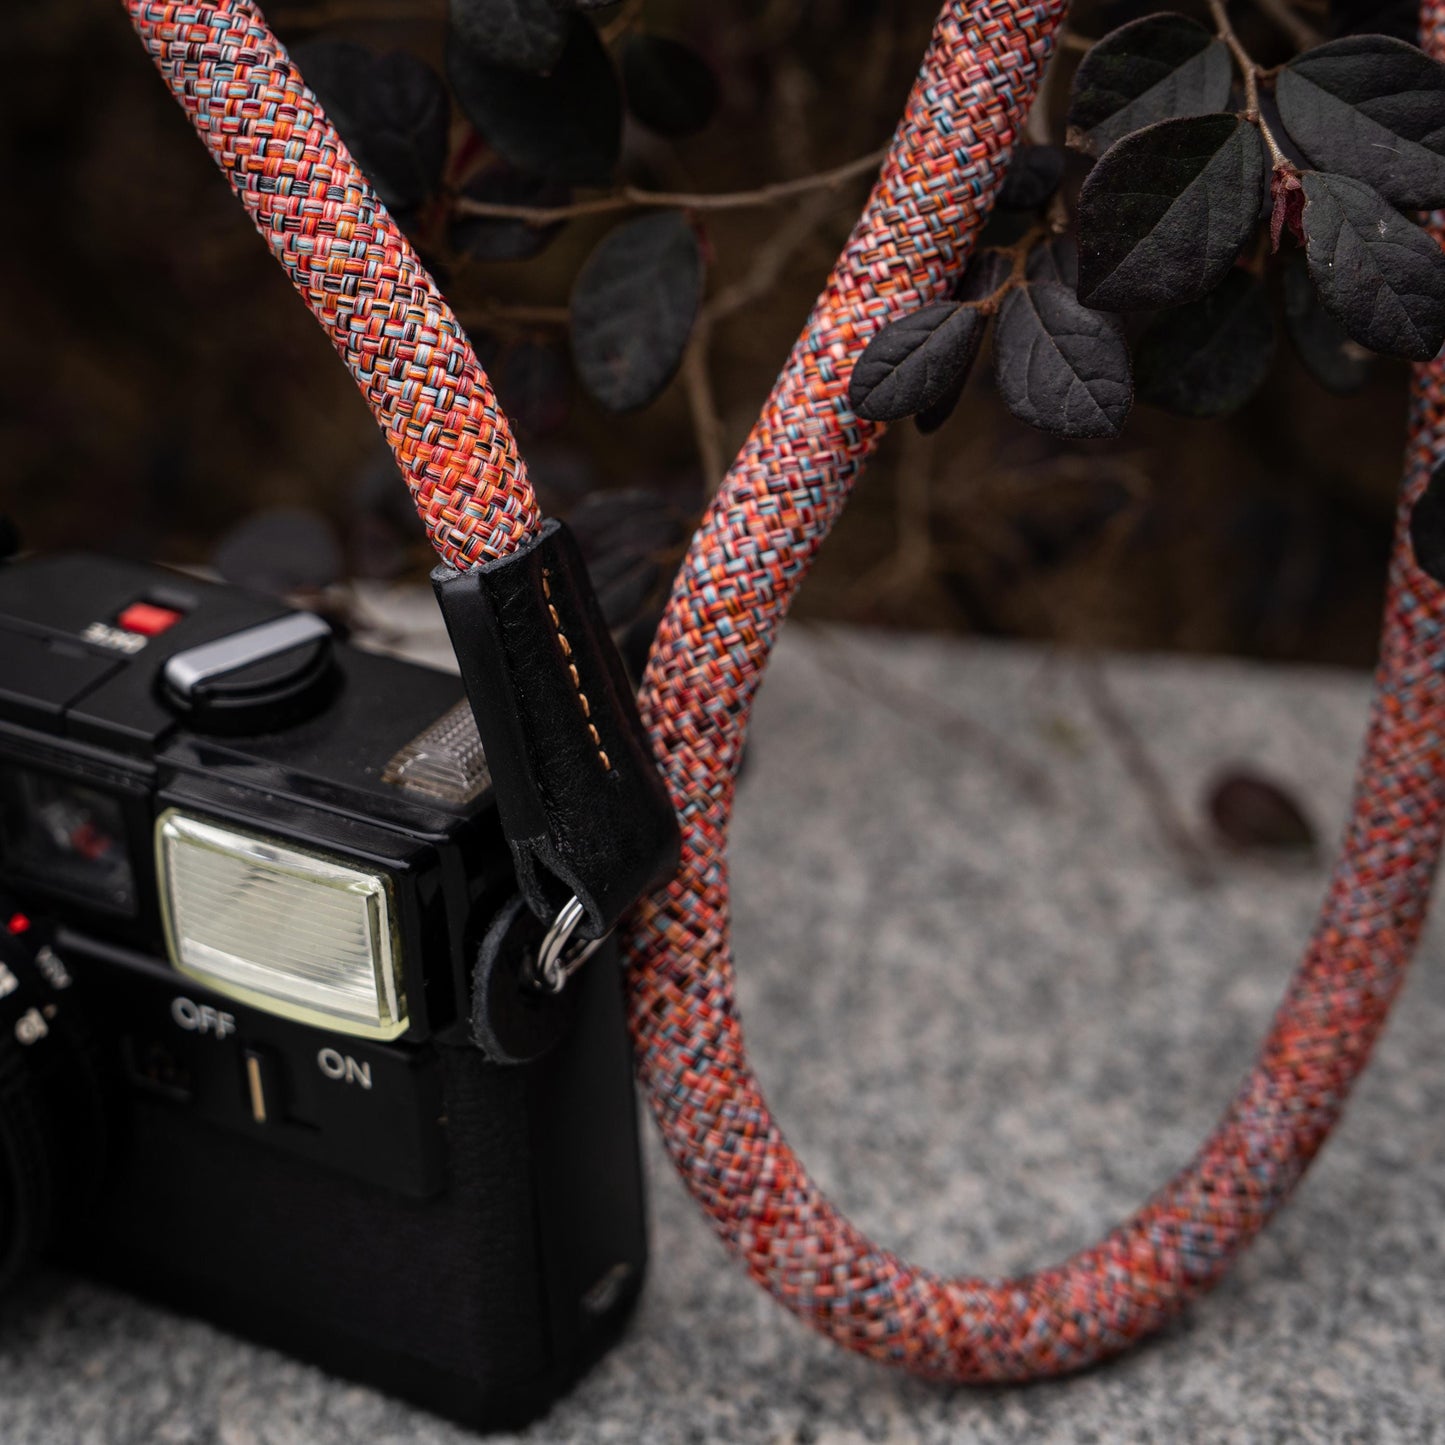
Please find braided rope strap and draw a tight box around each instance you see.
[124,0,1445,1385]
[625,0,1445,1382]
[125,0,540,568]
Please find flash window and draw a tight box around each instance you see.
[155,810,406,1040]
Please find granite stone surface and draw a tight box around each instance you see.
[3,624,1443,1444]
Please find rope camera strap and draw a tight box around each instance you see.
[126,0,1445,1383]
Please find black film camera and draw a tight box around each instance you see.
[0,551,647,1431]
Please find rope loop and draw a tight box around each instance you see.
[124,0,1445,1383]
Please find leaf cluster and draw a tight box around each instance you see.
[293,0,723,419]
[849,8,1445,443]
[848,190,1132,441]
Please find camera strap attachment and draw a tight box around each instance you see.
[469,896,580,1064]
[432,519,681,977]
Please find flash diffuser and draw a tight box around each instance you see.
[156,810,405,1039]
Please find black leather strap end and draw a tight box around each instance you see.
[432,518,681,939]
[471,897,577,1064]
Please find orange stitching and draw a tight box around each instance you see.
[543,570,610,770]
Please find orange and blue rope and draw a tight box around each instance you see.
[123,0,1445,1382]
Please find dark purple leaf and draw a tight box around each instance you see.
[913,373,968,435]
[448,16,622,186]
[353,51,449,210]
[996,144,1066,209]
[955,247,1014,302]
[1077,113,1265,311]
[1277,34,1445,209]
[1282,251,1372,393]
[1300,169,1445,360]
[293,43,448,209]
[1025,234,1080,287]
[848,303,987,421]
[1207,770,1316,852]
[993,281,1132,438]
[622,34,720,137]
[1134,269,1275,417]
[570,212,704,412]
[1067,13,1233,157]
[446,0,569,73]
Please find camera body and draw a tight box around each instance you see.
[0,552,647,1431]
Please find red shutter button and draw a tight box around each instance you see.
[117,601,183,637]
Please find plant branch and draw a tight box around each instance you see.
[452,146,888,225]
[1208,0,1290,168]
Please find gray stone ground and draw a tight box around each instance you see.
[3,624,1444,1444]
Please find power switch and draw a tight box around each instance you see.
[242,1045,285,1125]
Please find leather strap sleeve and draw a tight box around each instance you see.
[433,520,681,939]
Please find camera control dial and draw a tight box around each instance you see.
[160,612,336,731]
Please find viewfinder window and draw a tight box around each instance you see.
[0,766,136,913]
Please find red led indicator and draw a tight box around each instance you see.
[117,601,184,637]
[7,913,31,935]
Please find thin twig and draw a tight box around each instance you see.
[1252,0,1324,49]
[1208,0,1290,168]
[452,146,889,225]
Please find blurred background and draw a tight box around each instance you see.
[0,0,1413,667]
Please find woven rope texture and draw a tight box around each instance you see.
[122,0,1445,1385]
[125,0,540,569]
[622,0,1445,1381]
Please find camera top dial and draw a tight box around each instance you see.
[0,908,109,1295]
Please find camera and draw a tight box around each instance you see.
[0,550,647,1431]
